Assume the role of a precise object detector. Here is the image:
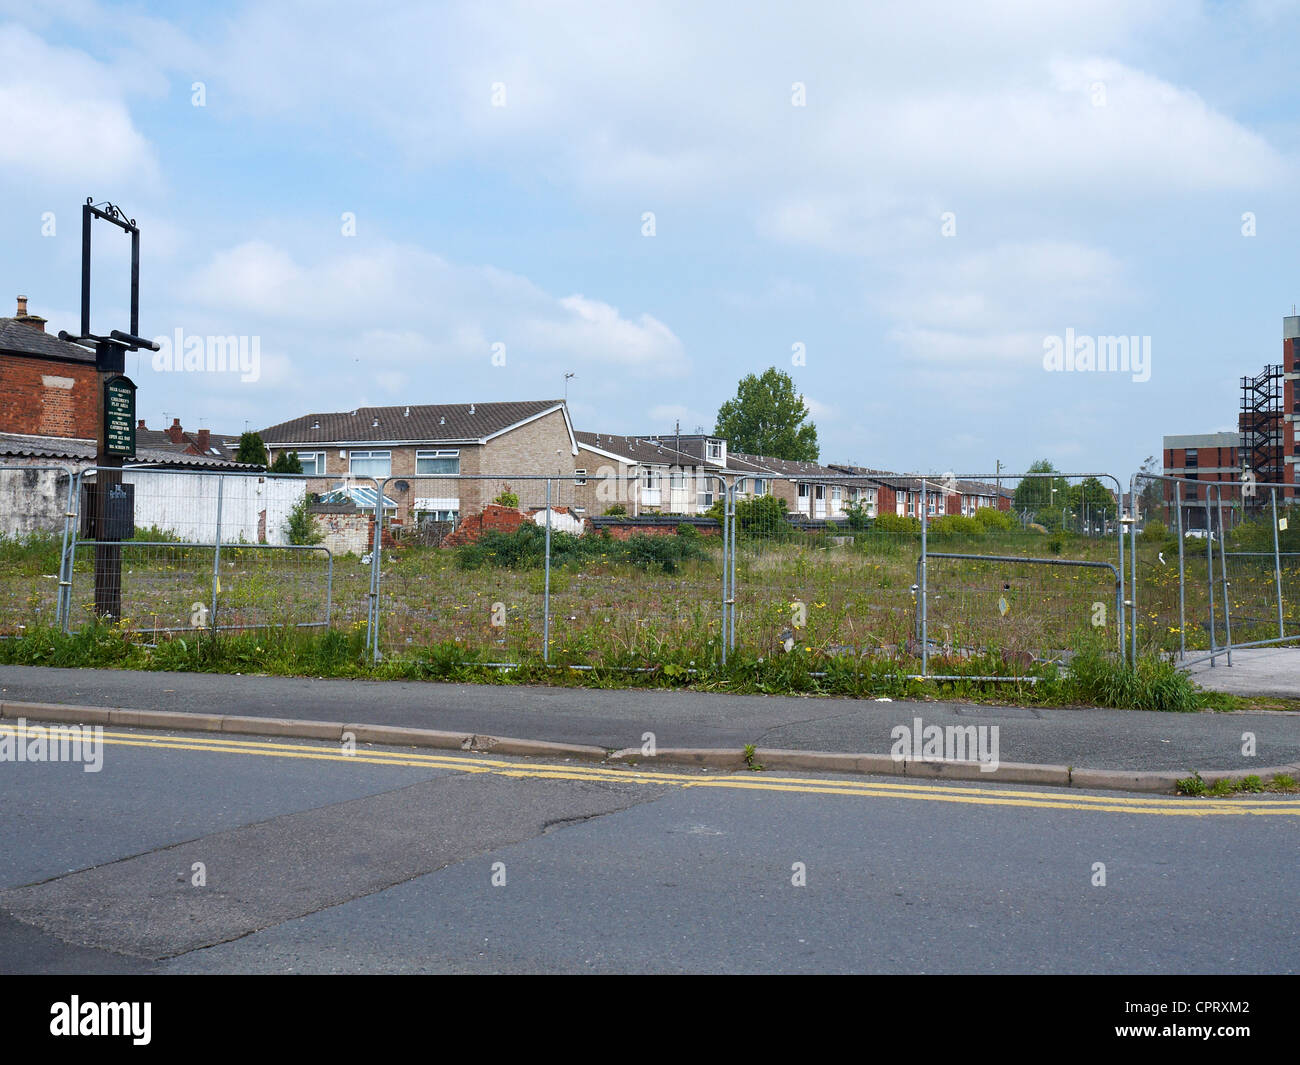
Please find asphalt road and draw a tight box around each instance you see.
[2,665,1299,772]
[1,724,1296,974]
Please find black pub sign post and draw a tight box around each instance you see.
[56,199,159,620]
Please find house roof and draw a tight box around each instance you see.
[727,451,844,479]
[0,432,258,470]
[575,431,702,467]
[0,319,96,365]
[135,427,239,462]
[262,401,568,445]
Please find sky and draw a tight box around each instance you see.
[2,0,1298,479]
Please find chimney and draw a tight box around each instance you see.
[166,417,184,444]
[195,428,211,452]
[137,418,147,430]
[13,295,47,333]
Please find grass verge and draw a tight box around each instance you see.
[0,622,1254,713]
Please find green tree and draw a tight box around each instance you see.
[235,431,269,466]
[283,493,323,545]
[270,450,303,474]
[714,368,819,461]
[1068,476,1115,530]
[1012,459,1069,522]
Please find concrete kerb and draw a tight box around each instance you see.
[1,700,1297,794]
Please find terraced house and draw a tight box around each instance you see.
[260,400,578,524]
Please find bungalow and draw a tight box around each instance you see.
[260,399,579,524]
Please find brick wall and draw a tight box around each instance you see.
[0,354,98,438]
[442,503,530,546]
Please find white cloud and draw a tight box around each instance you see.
[0,25,158,188]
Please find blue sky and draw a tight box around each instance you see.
[2,0,1298,478]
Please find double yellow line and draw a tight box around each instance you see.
[10,725,1300,817]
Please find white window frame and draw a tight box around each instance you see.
[574,468,587,486]
[349,450,392,478]
[416,448,460,476]
[707,440,723,461]
[293,451,326,476]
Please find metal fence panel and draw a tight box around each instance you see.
[369,472,730,666]
[0,464,77,635]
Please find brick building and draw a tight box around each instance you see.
[0,296,98,439]
[1282,313,1300,499]
[1162,431,1240,528]
[261,400,579,523]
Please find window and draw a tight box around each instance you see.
[1185,449,1198,468]
[642,468,658,490]
[832,485,842,502]
[670,470,685,490]
[574,469,587,486]
[798,483,809,499]
[696,475,715,508]
[349,450,391,478]
[752,478,768,495]
[707,440,723,461]
[416,449,459,476]
[293,451,325,476]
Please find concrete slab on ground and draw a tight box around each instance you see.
[1184,647,1300,698]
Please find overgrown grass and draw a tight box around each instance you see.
[1175,771,1299,796]
[0,621,1246,712]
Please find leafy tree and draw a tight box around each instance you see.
[1068,476,1115,529]
[705,493,791,539]
[972,506,1015,532]
[270,450,304,474]
[283,493,323,545]
[235,431,268,467]
[1012,460,1070,522]
[714,368,819,461]
[842,498,872,531]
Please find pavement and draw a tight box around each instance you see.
[1183,646,1300,697]
[2,664,1299,789]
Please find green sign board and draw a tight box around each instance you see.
[103,375,136,458]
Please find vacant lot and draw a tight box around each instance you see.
[0,527,1146,667]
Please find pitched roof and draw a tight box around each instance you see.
[136,428,239,462]
[727,450,844,479]
[262,401,566,445]
[0,433,258,469]
[575,431,701,467]
[0,318,96,365]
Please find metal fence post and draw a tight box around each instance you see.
[1174,481,1185,661]
[57,468,78,631]
[209,474,223,634]
[1205,490,1217,666]
[920,488,928,676]
[728,477,736,652]
[1216,485,1232,665]
[720,479,731,665]
[543,478,551,664]
[369,477,384,663]
[1270,486,1284,642]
